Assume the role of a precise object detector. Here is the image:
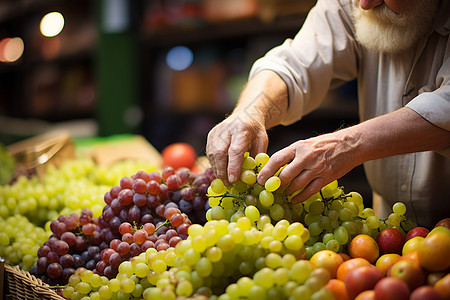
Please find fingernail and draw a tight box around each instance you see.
[229,175,236,183]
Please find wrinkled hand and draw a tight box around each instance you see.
[257,131,360,204]
[206,112,269,186]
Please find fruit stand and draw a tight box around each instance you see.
[0,132,449,300]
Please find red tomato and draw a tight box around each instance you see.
[161,143,197,170]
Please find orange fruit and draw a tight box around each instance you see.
[336,257,371,281]
[375,253,401,276]
[310,250,344,278]
[434,273,450,300]
[354,290,375,300]
[348,234,380,264]
[326,279,350,300]
[416,231,450,272]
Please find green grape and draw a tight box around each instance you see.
[334,226,349,245]
[268,240,283,252]
[241,170,257,185]
[327,210,339,221]
[284,235,303,251]
[292,202,304,216]
[320,180,339,198]
[242,156,257,170]
[311,287,335,300]
[90,274,102,288]
[255,153,270,169]
[196,257,213,277]
[265,176,281,192]
[272,223,288,241]
[287,222,304,236]
[251,183,265,197]
[237,277,255,297]
[120,278,135,294]
[257,214,272,230]
[232,180,249,193]
[347,191,363,206]
[208,196,221,207]
[361,207,375,218]
[292,285,311,300]
[388,213,401,226]
[210,205,226,220]
[269,204,284,221]
[322,233,335,244]
[366,215,381,230]
[290,260,314,284]
[274,267,290,286]
[392,202,407,215]
[221,197,235,209]
[244,205,260,223]
[176,280,193,297]
[75,282,92,295]
[259,190,274,207]
[253,267,275,289]
[341,221,358,235]
[312,242,326,254]
[265,253,284,269]
[244,194,258,206]
[319,216,330,228]
[343,201,359,217]
[308,222,323,237]
[330,200,343,211]
[326,239,340,252]
[309,200,325,215]
[216,234,235,252]
[338,208,352,221]
[304,213,321,226]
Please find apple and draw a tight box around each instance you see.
[405,227,429,242]
[410,285,442,300]
[435,218,450,229]
[416,230,450,272]
[345,265,383,300]
[389,259,425,290]
[374,277,410,300]
[376,227,405,255]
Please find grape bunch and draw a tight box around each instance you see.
[0,214,51,271]
[63,217,317,299]
[31,209,102,286]
[206,152,304,225]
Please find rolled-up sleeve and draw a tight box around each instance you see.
[249,0,359,125]
[406,58,450,131]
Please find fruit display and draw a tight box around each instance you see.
[1,150,449,300]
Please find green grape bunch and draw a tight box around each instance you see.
[205,152,417,261]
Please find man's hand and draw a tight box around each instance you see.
[206,112,268,186]
[257,131,361,204]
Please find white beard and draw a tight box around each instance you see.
[352,0,437,54]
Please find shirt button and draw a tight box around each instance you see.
[400,184,407,192]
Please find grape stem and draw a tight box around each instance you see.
[155,218,170,232]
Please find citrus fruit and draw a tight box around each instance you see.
[348,234,380,264]
[326,279,350,300]
[337,258,371,281]
[375,253,401,276]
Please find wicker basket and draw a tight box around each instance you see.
[2,263,65,300]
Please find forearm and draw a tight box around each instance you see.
[341,107,450,165]
[232,70,289,130]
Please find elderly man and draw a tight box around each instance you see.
[206,0,450,228]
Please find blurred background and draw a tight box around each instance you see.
[0,0,371,201]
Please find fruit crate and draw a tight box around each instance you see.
[1,260,65,300]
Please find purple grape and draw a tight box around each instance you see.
[128,205,141,225]
[133,193,147,207]
[179,199,193,214]
[59,254,74,268]
[47,263,63,279]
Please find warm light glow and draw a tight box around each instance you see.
[0,37,24,62]
[166,46,193,71]
[40,12,65,37]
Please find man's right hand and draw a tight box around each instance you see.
[206,112,268,186]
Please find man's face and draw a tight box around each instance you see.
[353,0,437,54]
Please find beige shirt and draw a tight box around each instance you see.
[249,0,450,228]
